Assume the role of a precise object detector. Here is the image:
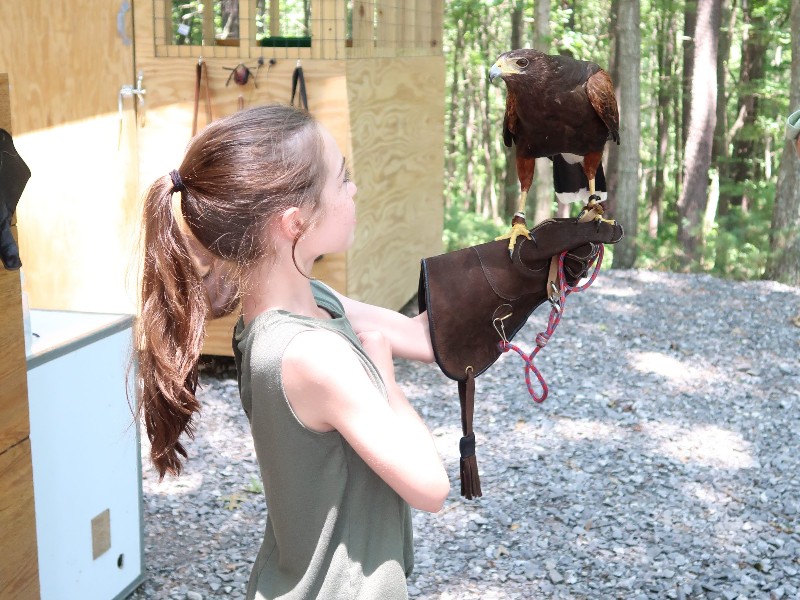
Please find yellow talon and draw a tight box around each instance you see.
[495,220,532,257]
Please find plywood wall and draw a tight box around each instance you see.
[0,1,140,314]
[345,56,445,309]
[136,2,444,356]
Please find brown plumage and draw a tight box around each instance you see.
[489,49,620,253]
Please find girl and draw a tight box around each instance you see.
[135,104,450,600]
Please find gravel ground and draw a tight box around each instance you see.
[127,269,800,600]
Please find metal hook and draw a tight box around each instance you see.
[492,304,514,343]
[547,282,561,313]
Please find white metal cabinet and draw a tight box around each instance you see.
[26,310,144,600]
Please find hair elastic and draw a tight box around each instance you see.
[169,169,186,193]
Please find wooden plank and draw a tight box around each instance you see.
[0,229,29,451]
[203,1,215,46]
[0,71,38,600]
[0,73,9,129]
[351,0,375,58]
[314,0,341,60]
[345,56,444,310]
[399,0,417,56]
[0,74,30,452]
[376,0,397,55]
[430,0,443,54]
[0,440,40,600]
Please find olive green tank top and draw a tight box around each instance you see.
[233,281,414,600]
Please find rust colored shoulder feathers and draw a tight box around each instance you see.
[502,90,519,148]
[585,69,620,144]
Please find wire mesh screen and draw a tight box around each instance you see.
[152,0,442,60]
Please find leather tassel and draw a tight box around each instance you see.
[459,432,482,499]
[458,370,482,499]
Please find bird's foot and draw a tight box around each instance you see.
[576,195,614,225]
[495,212,532,258]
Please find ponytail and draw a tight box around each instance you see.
[135,175,209,479]
[132,104,325,477]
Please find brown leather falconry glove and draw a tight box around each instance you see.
[418,218,624,498]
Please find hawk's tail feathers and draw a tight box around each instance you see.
[552,154,607,205]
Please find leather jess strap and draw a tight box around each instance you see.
[192,58,212,137]
[291,63,309,112]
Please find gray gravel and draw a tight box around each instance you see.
[127,269,800,600]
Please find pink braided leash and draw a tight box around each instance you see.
[498,245,604,403]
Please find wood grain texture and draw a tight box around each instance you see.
[0,76,30,451]
[0,440,40,600]
[0,2,133,133]
[0,231,30,451]
[0,74,39,600]
[345,56,445,309]
[0,2,140,314]
[0,73,9,130]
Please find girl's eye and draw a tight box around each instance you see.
[343,168,352,183]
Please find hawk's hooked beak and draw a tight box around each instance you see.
[488,63,503,84]
[489,56,521,85]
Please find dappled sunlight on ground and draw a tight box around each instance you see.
[143,470,205,496]
[553,417,622,442]
[592,285,641,298]
[645,422,755,469]
[629,350,723,386]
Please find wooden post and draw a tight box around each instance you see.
[376,0,397,57]
[203,0,215,45]
[352,0,375,57]
[0,72,41,600]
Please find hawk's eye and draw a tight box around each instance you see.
[516,58,529,68]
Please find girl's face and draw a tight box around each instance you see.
[308,125,358,255]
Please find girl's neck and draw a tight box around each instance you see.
[241,252,326,325]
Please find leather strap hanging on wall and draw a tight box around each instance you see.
[192,58,212,137]
[290,61,309,112]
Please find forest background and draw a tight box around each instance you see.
[442,0,800,286]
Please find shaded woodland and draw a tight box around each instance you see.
[443,0,800,285]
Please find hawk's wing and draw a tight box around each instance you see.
[585,69,620,144]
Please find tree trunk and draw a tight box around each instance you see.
[680,1,697,180]
[611,0,641,269]
[764,0,800,285]
[676,0,721,267]
[478,8,497,220]
[605,0,621,211]
[531,0,554,225]
[503,0,525,219]
[652,0,678,237]
[720,0,768,214]
[445,20,465,206]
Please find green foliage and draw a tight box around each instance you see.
[244,475,264,495]
[443,204,506,252]
[441,0,794,281]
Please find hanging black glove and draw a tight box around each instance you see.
[0,128,31,270]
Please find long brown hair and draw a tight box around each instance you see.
[136,104,325,478]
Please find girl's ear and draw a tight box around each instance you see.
[279,207,305,239]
